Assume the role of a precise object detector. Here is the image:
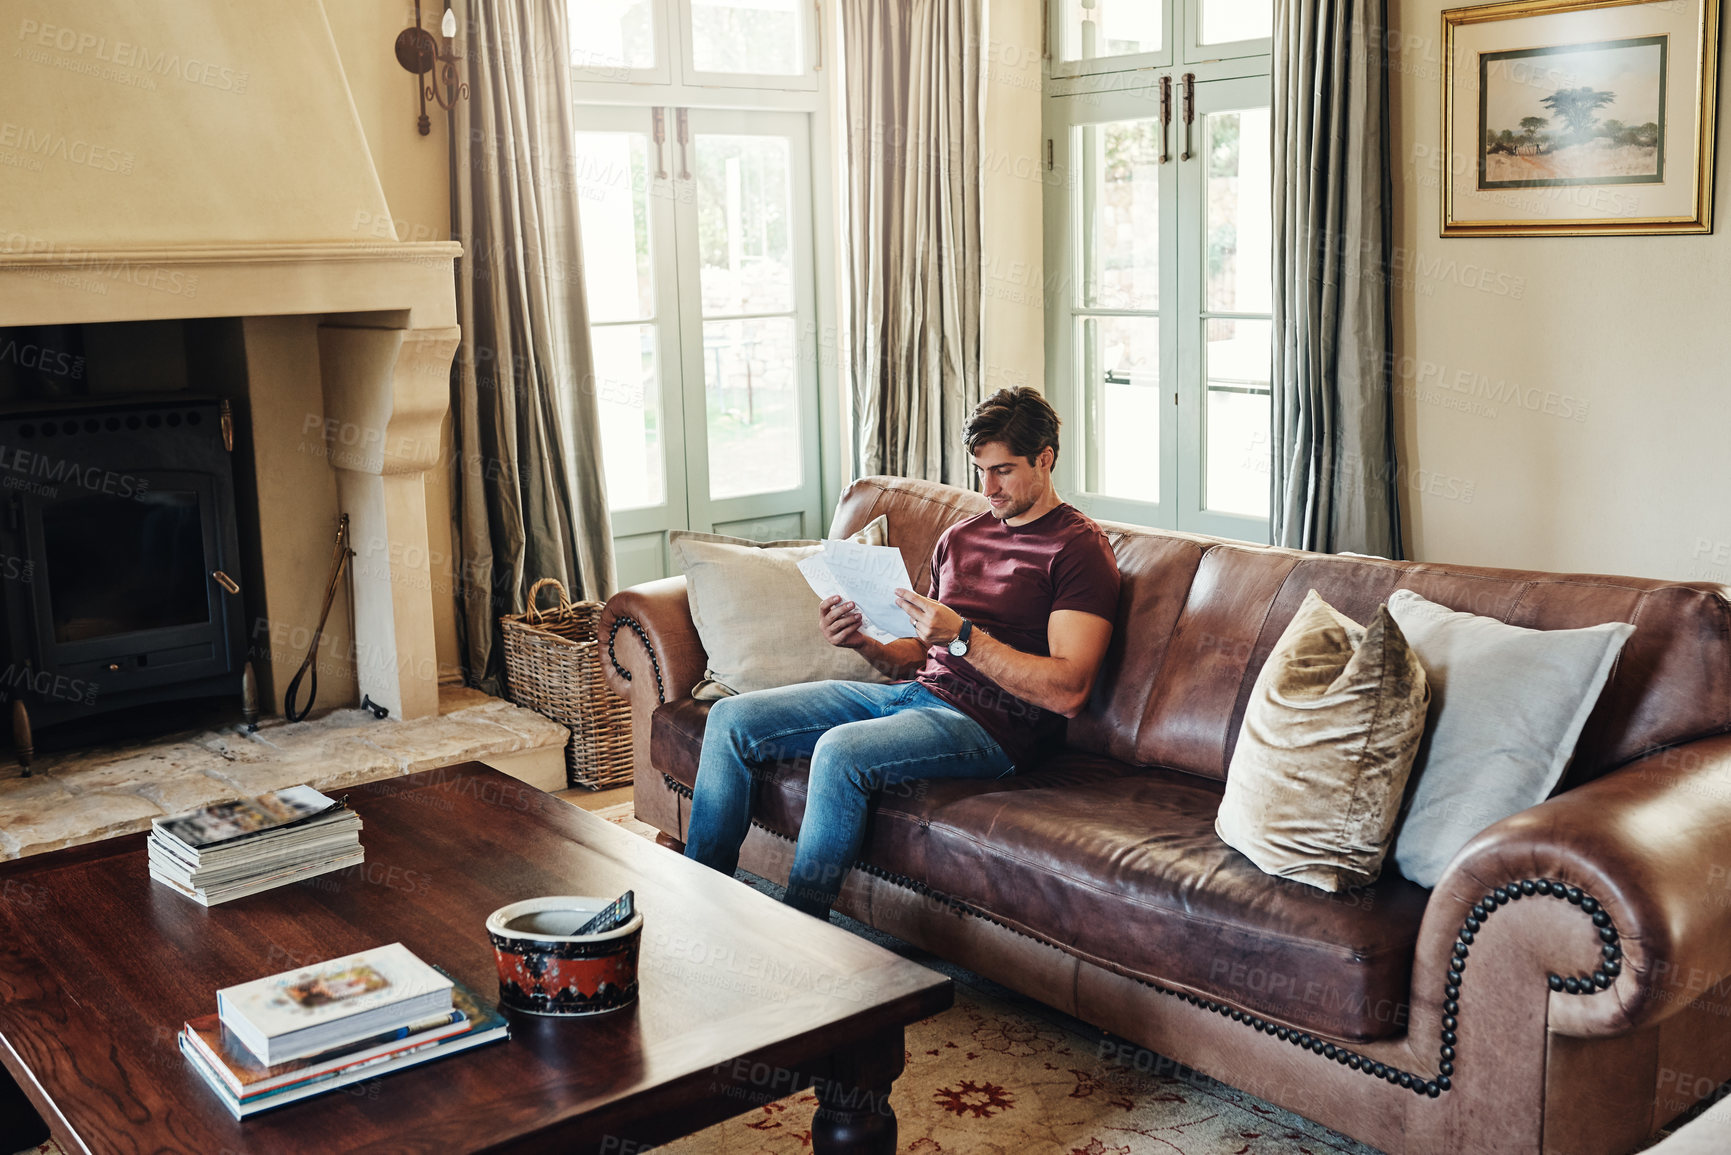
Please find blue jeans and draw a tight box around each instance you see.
[684,680,1013,918]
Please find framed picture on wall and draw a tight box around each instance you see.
[1441,0,1720,235]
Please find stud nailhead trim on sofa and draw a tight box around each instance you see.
[607,615,667,705]
[655,766,1623,1098]
[1112,877,1622,1099]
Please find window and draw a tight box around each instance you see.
[1045,0,1272,541]
[569,0,834,590]
[573,0,818,91]
[1055,0,1166,68]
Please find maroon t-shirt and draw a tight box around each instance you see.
[913,503,1120,768]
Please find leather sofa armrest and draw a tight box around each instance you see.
[1415,731,1731,1040]
[598,579,707,838]
[598,577,706,710]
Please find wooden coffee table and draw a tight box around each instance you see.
[0,762,951,1153]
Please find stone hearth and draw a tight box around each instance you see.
[0,686,566,860]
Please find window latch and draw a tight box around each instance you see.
[652,107,668,180]
[1159,75,1172,164]
[1180,73,1196,161]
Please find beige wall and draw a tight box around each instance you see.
[982,0,1046,398]
[325,2,462,681]
[324,2,452,244]
[0,1,390,247]
[1389,2,1731,584]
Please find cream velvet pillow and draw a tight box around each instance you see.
[671,516,894,699]
[1216,590,1431,892]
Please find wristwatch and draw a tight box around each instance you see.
[948,619,974,657]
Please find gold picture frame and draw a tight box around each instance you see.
[1441,0,1720,235]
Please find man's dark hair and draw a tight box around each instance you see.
[964,387,1060,466]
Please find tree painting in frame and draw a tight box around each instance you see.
[1479,36,1666,187]
[1442,0,1719,236]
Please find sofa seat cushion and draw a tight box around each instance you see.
[650,704,1426,1041]
[652,697,828,841]
[651,701,1137,876]
[651,698,711,791]
[917,762,1432,1042]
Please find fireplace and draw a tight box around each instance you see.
[0,0,463,742]
[0,397,247,768]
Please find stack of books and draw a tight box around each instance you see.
[180,943,508,1117]
[148,785,364,905]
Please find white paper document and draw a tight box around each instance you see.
[797,540,918,645]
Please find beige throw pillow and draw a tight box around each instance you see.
[671,516,894,700]
[1215,590,1430,892]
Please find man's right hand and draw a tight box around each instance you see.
[819,595,867,650]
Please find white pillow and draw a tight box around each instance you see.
[1388,589,1635,887]
[670,516,894,699]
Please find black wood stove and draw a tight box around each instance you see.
[0,396,249,772]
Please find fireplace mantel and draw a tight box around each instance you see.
[0,242,461,329]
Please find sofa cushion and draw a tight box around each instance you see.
[669,516,892,699]
[1137,545,1731,789]
[1386,589,1635,888]
[1064,528,1210,764]
[829,476,989,600]
[651,697,710,790]
[651,697,819,839]
[653,700,1142,868]
[653,704,1427,1043]
[914,759,1431,1042]
[1216,591,1429,892]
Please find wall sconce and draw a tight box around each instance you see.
[395,1,469,136]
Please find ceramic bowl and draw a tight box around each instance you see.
[485,895,642,1016]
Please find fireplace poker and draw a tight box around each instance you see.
[284,514,355,723]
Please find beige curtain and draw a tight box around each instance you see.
[841,0,984,485]
[1270,0,1403,557]
[449,0,615,694]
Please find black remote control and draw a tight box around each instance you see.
[574,890,635,936]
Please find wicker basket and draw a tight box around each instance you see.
[499,578,635,790]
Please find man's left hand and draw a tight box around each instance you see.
[893,589,964,650]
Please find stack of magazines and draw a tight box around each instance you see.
[148,785,364,905]
[181,943,508,1117]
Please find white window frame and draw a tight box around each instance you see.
[1043,0,1274,542]
[568,0,845,588]
[675,0,821,92]
[570,0,822,96]
[570,0,673,85]
[1047,0,1174,80]
[1180,0,1273,64]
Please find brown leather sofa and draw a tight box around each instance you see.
[599,475,1731,1155]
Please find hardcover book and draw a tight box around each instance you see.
[181,976,508,1118]
[183,979,502,1102]
[217,943,453,1065]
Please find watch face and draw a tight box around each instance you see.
[948,638,967,656]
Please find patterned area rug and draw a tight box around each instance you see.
[661,978,1380,1155]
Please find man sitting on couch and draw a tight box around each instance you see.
[684,387,1122,918]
